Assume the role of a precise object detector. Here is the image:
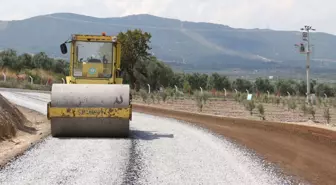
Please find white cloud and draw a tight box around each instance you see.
[0,0,335,34]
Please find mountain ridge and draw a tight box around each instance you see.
[1,12,336,75]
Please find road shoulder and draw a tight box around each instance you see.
[133,103,336,185]
[0,106,50,168]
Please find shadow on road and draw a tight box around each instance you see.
[54,130,174,141]
[130,130,174,140]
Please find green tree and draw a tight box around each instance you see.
[209,73,231,91]
[0,49,18,70]
[145,56,174,90]
[31,52,53,70]
[54,59,69,75]
[18,53,33,69]
[170,72,184,89]
[183,80,191,93]
[275,79,296,95]
[117,29,152,89]
[315,83,335,97]
[186,73,208,90]
[232,78,252,92]
[295,80,307,96]
[254,77,274,93]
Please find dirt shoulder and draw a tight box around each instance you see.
[0,106,50,167]
[133,103,336,185]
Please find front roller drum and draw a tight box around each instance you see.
[48,84,132,138]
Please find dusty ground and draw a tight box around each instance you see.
[133,95,336,127]
[133,103,336,185]
[1,92,335,184]
[0,106,50,167]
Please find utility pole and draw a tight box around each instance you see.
[300,25,315,103]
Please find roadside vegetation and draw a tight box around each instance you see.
[0,49,67,90]
[1,28,336,126]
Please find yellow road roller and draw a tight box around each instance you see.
[47,32,132,138]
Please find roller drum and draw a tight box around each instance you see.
[50,84,131,138]
[51,84,130,108]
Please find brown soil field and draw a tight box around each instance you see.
[132,95,336,127]
[133,102,336,185]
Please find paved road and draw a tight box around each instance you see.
[0,89,294,185]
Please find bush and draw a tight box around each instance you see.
[196,97,203,112]
[288,101,297,112]
[275,97,280,106]
[139,89,148,103]
[257,104,265,120]
[301,102,308,115]
[262,94,269,103]
[308,106,316,121]
[323,107,331,124]
[194,91,206,112]
[282,98,287,108]
[155,92,161,103]
[150,93,155,104]
[239,93,247,103]
[160,91,168,102]
[234,93,240,102]
[244,100,255,115]
[202,91,210,104]
[0,79,51,91]
[131,89,137,98]
[165,87,175,97]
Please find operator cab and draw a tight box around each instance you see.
[59,32,121,82]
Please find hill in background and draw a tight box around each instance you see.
[1,13,336,80]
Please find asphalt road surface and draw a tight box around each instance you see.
[0,89,294,185]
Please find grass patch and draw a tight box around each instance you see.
[0,79,51,91]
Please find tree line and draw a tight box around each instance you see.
[117,29,336,97]
[0,49,69,76]
[1,28,336,97]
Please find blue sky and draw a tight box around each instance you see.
[0,0,334,34]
